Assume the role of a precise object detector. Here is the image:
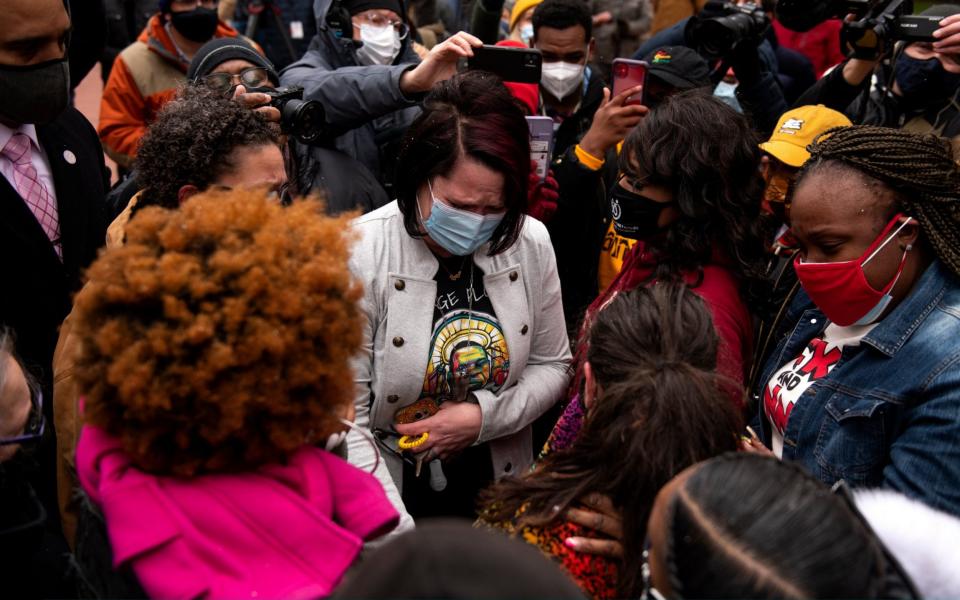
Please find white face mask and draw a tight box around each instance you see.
[540,61,585,100]
[356,23,401,66]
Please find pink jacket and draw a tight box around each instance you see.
[76,425,399,599]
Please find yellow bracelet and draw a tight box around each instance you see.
[574,144,605,171]
[398,432,429,450]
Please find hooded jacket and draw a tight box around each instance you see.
[98,13,244,168]
[76,424,399,599]
[280,0,422,184]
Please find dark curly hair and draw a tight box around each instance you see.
[616,89,770,309]
[133,85,281,211]
[481,284,742,598]
[72,189,362,477]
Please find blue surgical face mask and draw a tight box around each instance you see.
[713,80,743,113]
[519,23,534,45]
[418,181,505,256]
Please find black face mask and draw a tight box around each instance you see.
[610,183,672,240]
[0,58,70,125]
[170,7,219,43]
[895,54,960,104]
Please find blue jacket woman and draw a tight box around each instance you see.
[752,125,960,517]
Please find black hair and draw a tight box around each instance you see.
[532,0,593,41]
[796,125,960,278]
[660,453,889,598]
[133,86,281,212]
[481,284,743,598]
[617,89,770,310]
[394,71,530,255]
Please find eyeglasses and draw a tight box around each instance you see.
[171,0,218,9]
[0,388,45,447]
[353,13,409,39]
[201,67,271,94]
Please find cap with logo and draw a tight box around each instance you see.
[640,46,711,90]
[759,105,852,168]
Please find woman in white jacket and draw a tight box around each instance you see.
[347,72,572,524]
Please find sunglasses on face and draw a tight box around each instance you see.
[0,388,45,447]
[201,67,271,94]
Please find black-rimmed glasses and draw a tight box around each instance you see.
[201,67,271,94]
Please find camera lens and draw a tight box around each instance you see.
[282,99,325,144]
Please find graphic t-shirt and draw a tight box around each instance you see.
[764,322,876,457]
[597,221,637,291]
[421,254,510,402]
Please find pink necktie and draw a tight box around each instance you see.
[2,133,61,260]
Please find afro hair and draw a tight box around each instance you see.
[72,188,361,477]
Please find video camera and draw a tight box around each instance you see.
[776,0,941,58]
[251,85,326,144]
[684,1,771,60]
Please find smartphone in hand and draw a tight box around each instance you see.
[611,58,648,106]
[465,45,543,84]
[526,116,554,181]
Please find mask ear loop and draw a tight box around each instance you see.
[861,216,914,267]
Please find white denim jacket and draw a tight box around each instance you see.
[346,201,572,533]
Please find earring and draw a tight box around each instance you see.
[906,243,913,251]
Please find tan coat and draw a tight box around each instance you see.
[53,195,137,547]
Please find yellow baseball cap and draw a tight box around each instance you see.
[510,0,544,32]
[759,105,852,168]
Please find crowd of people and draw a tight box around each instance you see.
[3,0,960,597]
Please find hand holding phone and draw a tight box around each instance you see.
[464,45,543,83]
[611,58,648,106]
[577,85,649,159]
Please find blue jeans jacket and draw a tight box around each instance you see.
[754,260,960,516]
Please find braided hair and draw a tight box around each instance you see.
[797,125,960,277]
[660,453,890,599]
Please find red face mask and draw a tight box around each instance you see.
[793,214,913,327]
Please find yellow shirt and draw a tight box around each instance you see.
[597,221,637,291]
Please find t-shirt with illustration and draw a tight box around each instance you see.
[764,322,875,457]
[421,254,510,402]
[597,221,637,291]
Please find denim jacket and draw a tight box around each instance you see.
[754,260,960,516]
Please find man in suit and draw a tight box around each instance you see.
[0,0,109,582]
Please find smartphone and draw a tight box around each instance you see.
[611,58,648,106]
[465,45,543,84]
[526,116,554,181]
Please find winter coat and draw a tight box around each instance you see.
[280,0,423,187]
[98,14,245,168]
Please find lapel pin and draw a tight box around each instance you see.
[63,150,77,165]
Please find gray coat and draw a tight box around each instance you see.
[347,202,572,530]
[280,0,423,180]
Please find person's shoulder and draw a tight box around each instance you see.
[40,107,103,155]
[517,215,552,248]
[353,200,401,229]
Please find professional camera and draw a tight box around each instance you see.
[776,0,940,58]
[257,86,326,144]
[684,1,771,60]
